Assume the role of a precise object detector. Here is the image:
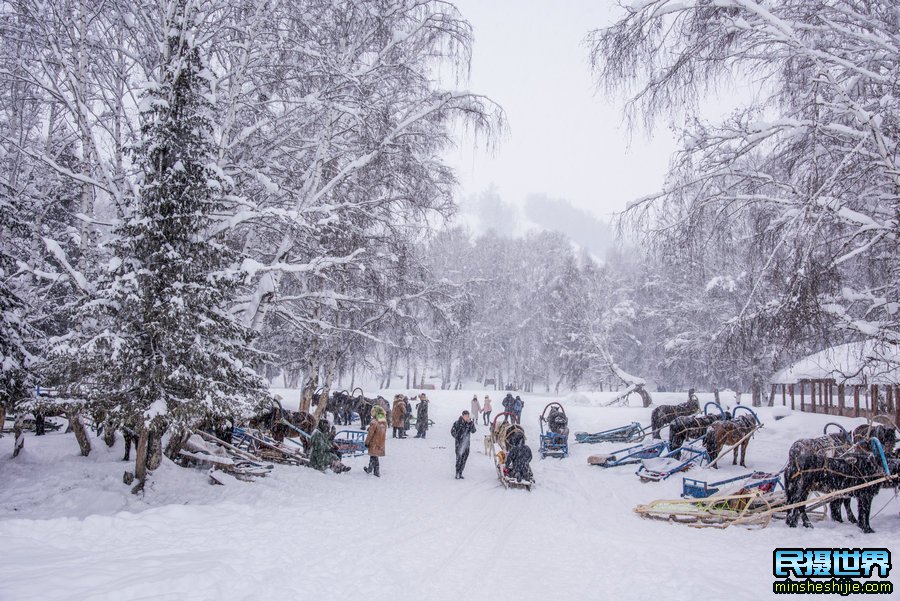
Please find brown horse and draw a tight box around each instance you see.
[702,414,758,468]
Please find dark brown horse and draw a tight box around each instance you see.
[785,424,896,525]
[249,401,317,451]
[668,412,730,455]
[650,395,699,439]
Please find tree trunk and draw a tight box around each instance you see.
[132,425,149,494]
[164,425,190,461]
[146,420,164,471]
[0,404,6,436]
[67,409,92,456]
[102,415,117,447]
[13,415,24,458]
[315,353,338,421]
[636,386,652,408]
[300,356,319,413]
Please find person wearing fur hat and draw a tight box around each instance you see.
[391,394,408,439]
[364,406,387,477]
[309,418,350,473]
[414,393,430,438]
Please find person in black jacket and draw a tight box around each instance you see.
[450,410,477,479]
[414,394,429,438]
[505,431,533,482]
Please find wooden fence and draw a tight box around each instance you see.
[772,380,899,425]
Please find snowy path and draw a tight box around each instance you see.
[1,390,898,600]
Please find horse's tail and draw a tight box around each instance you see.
[703,426,718,461]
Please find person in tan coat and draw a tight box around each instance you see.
[364,406,387,477]
[391,394,408,439]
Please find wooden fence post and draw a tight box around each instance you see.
[790,384,795,410]
[837,384,845,417]
[854,385,860,418]
[800,383,805,412]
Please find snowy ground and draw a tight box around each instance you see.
[1,389,898,601]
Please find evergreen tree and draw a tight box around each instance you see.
[0,193,33,429]
[52,1,267,445]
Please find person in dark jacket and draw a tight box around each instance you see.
[414,394,430,438]
[512,396,524,425]
[502,393,515,415]
[504,431,533,482]
[450,410,477,479]
[309,418,350,473]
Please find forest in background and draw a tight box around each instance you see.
[1,0,897,456]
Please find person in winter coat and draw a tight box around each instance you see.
[309,418,350,473]
[414,394,430,438]
[512,396,524,425]
[391,394,408,439]
[450,410,477,479]
[502,393,515,415]
[482,395,493,426]
[470,395,481,425]
[546,406,569,438]
[504,430,533,482]
[364,406,387,477]
[403,396,413,435]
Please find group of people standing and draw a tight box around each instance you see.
[467,392,523,426]
[389,393,430,439]
[360,390,531,482]
[362,392,431,477]
[469,394,493,426]
[502,393,524,424]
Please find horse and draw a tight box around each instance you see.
[650,395,700,439]
[702,414,758,468]
[668,413,730,456]
[785,425,896,524]
[785,446,900,533]
[248,402,316,451]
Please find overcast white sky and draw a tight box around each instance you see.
[444,0,679,222]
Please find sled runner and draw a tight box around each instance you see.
[682,471,782,499]
[491,412,534,491]
[575,422,647,444]
[587,439,668,467]
[231,426,308,466]
[635,439,710,482]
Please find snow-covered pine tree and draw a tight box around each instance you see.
[52,0,267,480]
[0,193,33,444]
